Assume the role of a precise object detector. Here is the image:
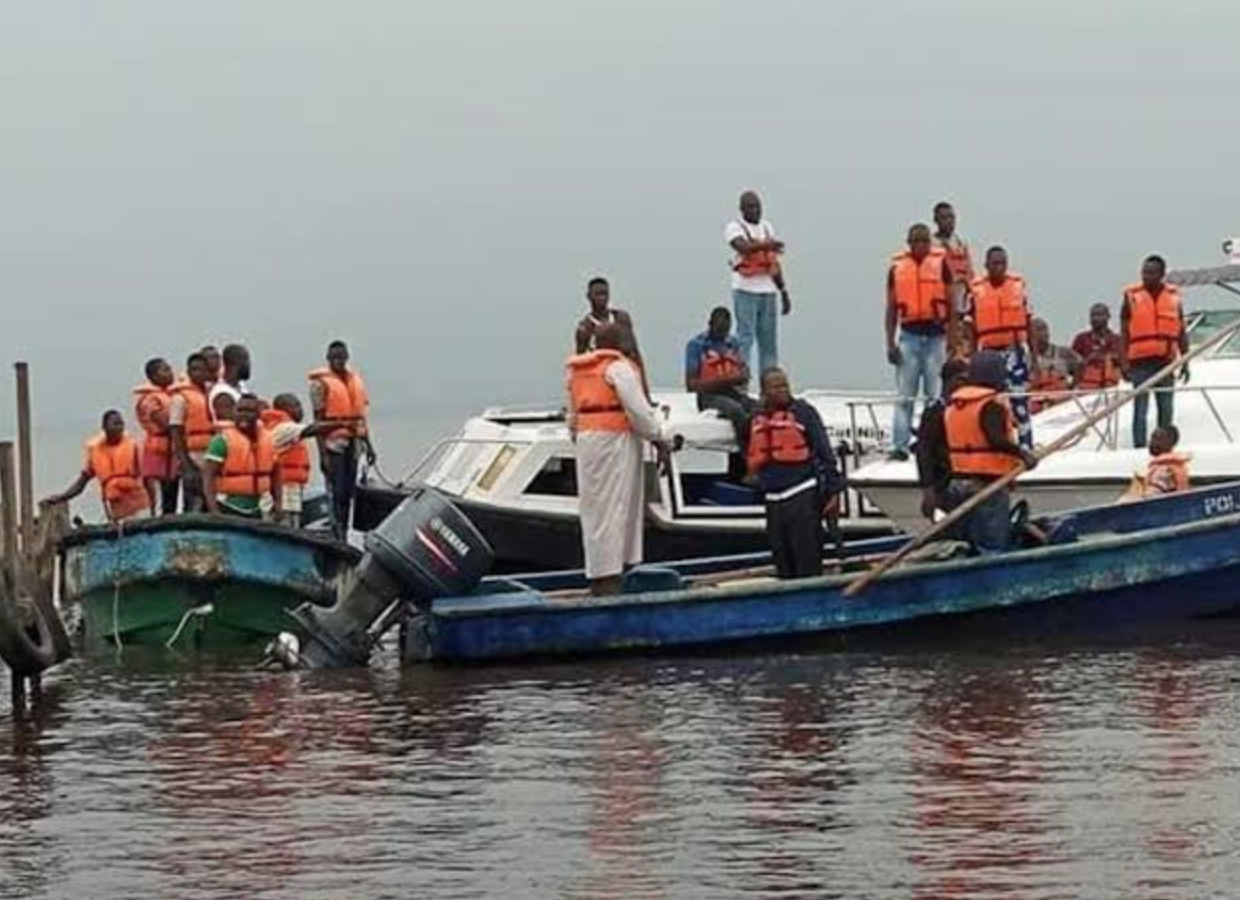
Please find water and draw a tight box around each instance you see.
[5,633,1240,900]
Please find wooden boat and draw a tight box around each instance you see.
[59,515,360,650]
[401,482,1240,664]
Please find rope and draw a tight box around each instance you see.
[165,603,214,650]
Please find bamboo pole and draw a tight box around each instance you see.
[845,311,1240,598]
[15,363,33,564]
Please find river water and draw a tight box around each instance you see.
[4,629,1240,900]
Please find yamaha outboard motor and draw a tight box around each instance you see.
[276,488,492,669]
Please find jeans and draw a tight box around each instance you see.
[765,487,824,579]
[698,391,758,479]
[892,330,946,453]
[1003,345,1033,450]
[325,443,359,539]
[733,289,779,377]
[1129,359,1175,448]
[944,478,1012,554]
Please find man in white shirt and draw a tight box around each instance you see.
[725,190,790,377]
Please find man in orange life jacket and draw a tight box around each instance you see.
[1143,425,1191,496]
[684,306,757,466]
[1071,303,1123,392]
[915,358,971,521]
[1028,318,1080,414]
[933,201,975,325]
[568,323,672,596]
[968,246,1035,448]
[726,190,789,377]
[310,340,375,538]
[886,222,957,460]
[1121,255,1188,448]
[202,394,282,519]
[937,351,1039,553]
[168,352,216,513]
[747,368,844,579]
[134,357,179,515]
[262,394,333,528]
[43,410,153,523]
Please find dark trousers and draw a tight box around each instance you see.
[325,443,359,538]
[181,470,204,513]
[765,488,824,579]
[1129,359,1175,448]
[158,479,180,516]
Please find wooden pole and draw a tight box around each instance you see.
[845,311,1240,598]
[0,442,17,596]
[15,363,34,564]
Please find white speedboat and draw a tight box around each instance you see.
[850,264,1240,533]
[354,390,898,571]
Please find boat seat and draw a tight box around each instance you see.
[623,566,685,594]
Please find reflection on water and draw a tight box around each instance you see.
[5,637,1240,900]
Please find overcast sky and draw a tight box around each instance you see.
[3,0,1240,443]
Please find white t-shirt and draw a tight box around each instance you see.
[725,218,779,294]
[208,381,248,422]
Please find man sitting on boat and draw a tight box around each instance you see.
[1028,318,1080,413]
[685,306,757,473]
[747,368,844,579]
[939,351,1039,553]
[1120,426,1192,502]
[202,394,283,520]
[1071,303,1123,391]
[43,410,153,523]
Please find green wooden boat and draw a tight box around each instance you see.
[58,515,360,650]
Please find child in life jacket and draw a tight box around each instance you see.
[1120,425,1190,501]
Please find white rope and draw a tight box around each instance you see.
[165,603,214,650]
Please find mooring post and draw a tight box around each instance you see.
[15,363,34,570]
[0,442,17,594]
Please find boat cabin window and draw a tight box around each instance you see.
[1189,310,1240,354]
[524,456,578,497]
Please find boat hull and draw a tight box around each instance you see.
[403,501,1240,664]
[60,516,360,649]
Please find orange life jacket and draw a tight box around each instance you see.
[891,249,950,326]
[747,409,811,473]
[260,409,312,486]
[566,349,631,433]
[1029,364,1071,413]
[171,381,214,452]
[970,274,1029,350]
[699,344,745,382]
[133,383,172,455]
[1076,333,1122,390]
[731,221,781,278]
[215,424,277,498]
[86,434,149,520]
[1147,452,1191,495]
[944,386,1021,478]
[308,367,370,441]
[937,236,974,286]
[1124,284,1183,363]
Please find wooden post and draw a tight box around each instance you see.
[15,363,34,562]
[0,442,17,594]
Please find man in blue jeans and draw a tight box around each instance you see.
[1120,255,1188,448]
[885,223,957,460]
[726,191,790,377]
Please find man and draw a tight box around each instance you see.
[43,410,153,522]
[209,343,251,423]
[940,352,1039,553]
[202,394,282,519]
[575,276,640,359]
[567,323,671,596]
[1071,303,1123,391]
[933,201,975,325]
[746,368,844,579]
[168,352,216,512]
[262,393,336,528]
[684,306,757,462]
[1121,255,1188,448]
[886,222,957,460]
[133,357,179,515]
[309,340,375,538]
[726,190,789,376]
[915,358,970,521]
[969,246,1034,448]
[201,345,223,386]
[1028,318,1081,413]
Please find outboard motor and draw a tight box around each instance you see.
[275,488,493,669]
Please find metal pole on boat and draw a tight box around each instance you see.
[845,311,1240,598]
[14,363,34,572]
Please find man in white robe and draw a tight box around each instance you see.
[569,323,670,595]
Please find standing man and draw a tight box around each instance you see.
[969,246,1034,448]
[263,394,339,528]
[1121,255,1188,448]
[209,343,251,423]
[1072,303,1123,391]
[133,357,180,515]
[310,340,375,538]
[684,306,756,461]
[886,223,956,460]
[726,190,789,376]
[746,368,844,579]
[201,345,223,386]
[43,410,153,523]
[933,201,975,328]
[568,323,671,596]
[575,276,641,358]
[915,358,971,521]
[169,352,216,512]
[941,352,1039,553]
[202,394,281,520]
[1028,318,1081,413]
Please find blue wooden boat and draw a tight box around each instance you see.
[401,482,1240,664]
[59,515,360,649]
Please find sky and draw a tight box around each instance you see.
[3,0,1240,453]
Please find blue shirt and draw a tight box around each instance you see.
[684,332,743,383]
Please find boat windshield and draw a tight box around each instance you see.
[1188,309,1240,355]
